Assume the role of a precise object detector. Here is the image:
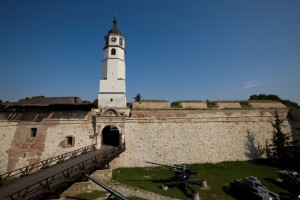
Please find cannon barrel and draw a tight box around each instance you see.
[145,161,173,168]
[84,174,128,200]
[146,162,198,174]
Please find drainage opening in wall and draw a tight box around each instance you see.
[30,128,37,137]
[102,125,120,146]
[66,136,75,146]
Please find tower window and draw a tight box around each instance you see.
[119,38,123,46]
[30,128,37,137]
[111,48,116,55]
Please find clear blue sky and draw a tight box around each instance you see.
[1,0,300,104]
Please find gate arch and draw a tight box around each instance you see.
[102,125,120,146]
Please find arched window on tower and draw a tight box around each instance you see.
[119,38,123,46]
[111,48,116,55]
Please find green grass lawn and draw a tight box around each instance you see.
[73,190,107,199]
[113,160,295,200]
[72,190,146,200]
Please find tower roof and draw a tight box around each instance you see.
[107,17,123,36]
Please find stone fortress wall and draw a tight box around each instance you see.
[0,111,95,174]
[111,103,291,168]
[0,100,297,174]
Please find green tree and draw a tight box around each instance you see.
[82,100,92,104]
[134,93,142,102]
[269,111,293,162]
[18,96,45,102]
[93,99,98,106]
[249,94,280,101]
[249,94,299,108]
[0,99,3,103]
[281,99,299,108]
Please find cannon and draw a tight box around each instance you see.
[277,171,300,200]
[84,174,128,200]
[229,176,280,200]
[277,170,300,186]
[146,161,205,194]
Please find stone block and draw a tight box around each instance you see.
[249,101,286,108]
[179,102,207,109]
[217,101,241,109]
[132,101,170,109]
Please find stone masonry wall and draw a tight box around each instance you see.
[217,102,241,109]
[0,112,95,174]
[110,108,291,168]
[0,108,293,174]
[132,102,170,109]
[179,102,207,109]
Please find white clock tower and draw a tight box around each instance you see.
[98,17,126,108]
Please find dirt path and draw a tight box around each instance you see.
[96,181,180,200]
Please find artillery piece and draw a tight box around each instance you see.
[84,174,128,200]
[146,161,205,194]
[229,176,280,200]
[277,170,300,200]
[277,170,300,186]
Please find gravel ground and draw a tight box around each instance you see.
[95,181,180,200]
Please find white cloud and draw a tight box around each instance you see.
[243,81,259,89]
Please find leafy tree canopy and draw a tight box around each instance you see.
[18,96,45,102]
[93,99,98,106]
[249,94,299,108]
[268,111,299,165]
[82,100,92,104]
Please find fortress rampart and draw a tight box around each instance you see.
[110,107,290,168]
[0,101,297,173]
[0,111,95,174]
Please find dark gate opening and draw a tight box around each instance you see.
[102,126,120,146]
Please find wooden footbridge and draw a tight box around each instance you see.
[0,144,125,200]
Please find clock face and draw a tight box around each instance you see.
[111,37,117,42]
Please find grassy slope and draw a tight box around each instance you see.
[113,160,292,200]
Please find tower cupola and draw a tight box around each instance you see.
[107,17,123,36]
[104,17,125,49]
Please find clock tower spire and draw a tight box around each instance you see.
[98,17,126,108]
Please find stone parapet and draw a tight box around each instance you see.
[132,101,170,109]
[178,102,207,109]
[216,101,241,109]
[249,101,286,108]
[130,108,288,119]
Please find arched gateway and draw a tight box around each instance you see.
[102,125,120,146]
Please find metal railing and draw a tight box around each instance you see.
[0,144,96,186]
[3,143,125,200]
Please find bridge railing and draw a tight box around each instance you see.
[0,144,96,186]
[4,143,126,200]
